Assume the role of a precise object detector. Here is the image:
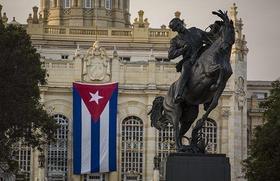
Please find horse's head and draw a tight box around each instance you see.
[212,10,235,51]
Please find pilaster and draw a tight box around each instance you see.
[226,3,248,181]
[100,0,105,8]
[78,0,83,8]
[48,0,63,25]
[72,0,78,7]
[118,0,123,10]
[56,0,60,7]
[111,47,120,82]
[69,7,84,26]
[148,50,156,89]
[73,53,83,82]
[145,94,157,181]
[40,0,44,12]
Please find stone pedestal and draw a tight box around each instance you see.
[166,153,230,181]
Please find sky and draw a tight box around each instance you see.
[1,0,280,81]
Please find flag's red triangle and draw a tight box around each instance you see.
[73,82,117,122]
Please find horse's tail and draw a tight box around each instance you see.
[148,96,170,130]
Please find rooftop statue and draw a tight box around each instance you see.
[149,10,235,153]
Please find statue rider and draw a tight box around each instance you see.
[168,17,214,103]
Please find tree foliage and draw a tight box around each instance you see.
[243,80,280,181]
[0,21,57,172]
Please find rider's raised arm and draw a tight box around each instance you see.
[168,38,186,60]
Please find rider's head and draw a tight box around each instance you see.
[169,18,185,33]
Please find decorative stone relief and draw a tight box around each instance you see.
[46,106,55,115]
[133,10,149,28]
[221,107,231,119]
[235,76,246,110]
[82,41,111,82]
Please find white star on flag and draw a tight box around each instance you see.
[89,91,103,104]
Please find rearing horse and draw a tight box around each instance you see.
[149,10,235,152]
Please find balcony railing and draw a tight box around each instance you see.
[40,25,173,40]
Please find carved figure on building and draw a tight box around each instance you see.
[236,76,246,109]
[82,41,111,82]
[133,10,149,28]
[149,10,235,153]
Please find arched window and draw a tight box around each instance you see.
[157,123,175,163]
[64,0,70,8]
[47,114,69,181]
[12,143,32,180]
[201,118,218,153]
[84,0,92,8]
[105,0,112,10]
[121,116,143,181]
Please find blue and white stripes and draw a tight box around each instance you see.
[73,83,117,174]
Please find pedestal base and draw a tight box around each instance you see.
[166,153,230,181]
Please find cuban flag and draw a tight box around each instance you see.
[73,82,118,174]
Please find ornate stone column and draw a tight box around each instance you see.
[112,0,118,9]
[123,0,130,27]
[40,0,44,11]
[57,0,61,8]
[100,0,105,8]
[123,0,129,11]
[40,0,49,21]
[45,0,50,9]
[52,0,57,8]
[78,0,83,8]
[94,0,100,8]
[72,0,78,7]
[119,0,123,10]
[69,0,84,26]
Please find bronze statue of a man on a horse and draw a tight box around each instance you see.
[149,10,235,153]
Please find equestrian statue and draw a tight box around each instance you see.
[149,10,235,153]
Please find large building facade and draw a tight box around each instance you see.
[0,1,254,181]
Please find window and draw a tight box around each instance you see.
[47,114,69,181]
[12,143,32,180]
[120,56,131,62]
[157,123,176,164]
[253,92,268,99]
[64,0,70,8]
[61,55,69,60]
[105,0,112,10]
[121,116,143,181]
[84,0,92,8]
[155,57,169,62]
[200,118,218,153]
